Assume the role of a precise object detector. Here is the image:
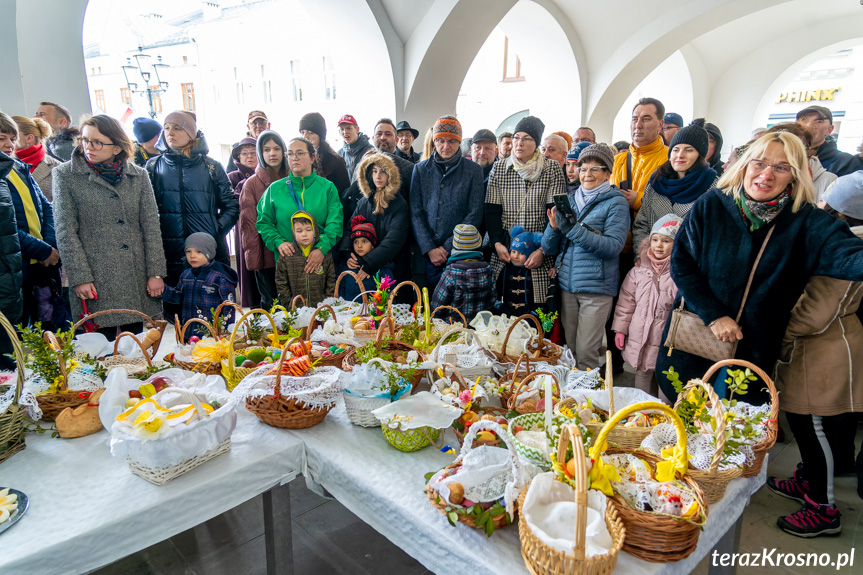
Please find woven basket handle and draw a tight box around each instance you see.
[386,281,422,320]
[439,362,468,391]
[430,305,467,327]
[556,424,588,561]
[334,271,369,311]
[290,295,306,311]
[0,312,25,404]
[373,316,397,346]
[701,359,778,423]
[153,386,208,420]
[430,326,484,363]
[459,419,523,485]
[588,401,688,468]
[501,314,544,358]
[306,304,338,338]
[213,301,244,333]
[673,379,727,475]
[113,332,154,367]
[42,331,69,392]
[226,308,279,376]
[508,370,560,412]
[178,317,218,343]
[71,308,160,333]
[604,349,615,418]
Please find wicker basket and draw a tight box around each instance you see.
[583,351,659,449]
[0,312,27,464]
[306,304,354,368]
[671,379,743,504]
[382,424,441,452]
[35,331,92,422]
[334,271,377,338]
[343,358,412,428]
[72,309,168,357]
[341,322,426,391]
[128,438,231,486]
[702,359,778,478]
[244,338,335,429]
[212,301,245,338]
[519,424,625,575]
[436,362,507,449]
[496,314,563,365]
[427,326,496,383]
[170,318,223,375]
[589,402,707,563]
[100,331,169,377]
[221,309,280,390]
[498,354,546,409]
[507,371,561,415]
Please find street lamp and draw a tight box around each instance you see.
[122,48,170,119]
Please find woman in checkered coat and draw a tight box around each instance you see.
[485,116,565,312]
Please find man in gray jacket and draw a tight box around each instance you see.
[337,114,374,183]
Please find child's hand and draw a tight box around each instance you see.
[614,332,626,350]
[356,270,370,282]
[278,241,295,258]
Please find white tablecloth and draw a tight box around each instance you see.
[297,402,767,575]
[0,409,305,575]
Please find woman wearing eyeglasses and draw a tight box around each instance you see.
[53,114,167,338]
[656,131,863,403]
[631,119,717,254]
[256,137,343,283]
[146,111,239,321]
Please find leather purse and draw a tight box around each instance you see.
[664,226,774,362]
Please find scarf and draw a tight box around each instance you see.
[650,165,717,204]
[7,170,43,263]
[84,156,124,186]
[509,149,545,183]
[15,144,46,173]
[735,187,792,232]
[571,180,611,212]
[447,250,483,264]
[646,246,671,276]
[433,148,463,172]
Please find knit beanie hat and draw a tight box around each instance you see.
[350,215,378,246]
[164,111,198,140]
[822,171,863,219]
[509,226,543,258]
[185,232,217,261]
[299,112,327,140]
[669,118,709,158]
[566,141,591,161]
[433,115,462,143]
[514,116,545,145]
[577,143,616,172]
[452,224,481,251]
[650,214,683,240]
[132,118,161,143]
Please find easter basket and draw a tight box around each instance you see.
[341,321,426,391]
[427,326,497,383]
[305,304,355,368]
[221,309,280,391]
[496,314,562,365]
[507,370,561,416]
[237,338,342,429]
[72,308,168,357]
[434,363,507,449]
[702,359,778,478]
[212,301,245,340]
[497,354,544,409]
[426,420,532,535]
[0,312,34,464]
[343,359,412,428]
[589,402,708,563]
[169,318,223,375]
[99,332,171,377]
[109,386,237,485]
[372,391,460,452]
[518,424,625,575]
[334,271,378,339]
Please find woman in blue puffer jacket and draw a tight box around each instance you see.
[542,143,630,370]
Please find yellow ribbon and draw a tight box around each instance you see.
[8,169,43,263]
[192,338,231,364]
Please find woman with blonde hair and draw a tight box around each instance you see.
[656,131,863,414]
[12,115,62,200]
[420,127,434,161]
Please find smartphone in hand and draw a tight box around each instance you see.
[552,194,576,223]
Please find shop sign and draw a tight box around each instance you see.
[777,88,840,103]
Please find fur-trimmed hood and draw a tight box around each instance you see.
[357,152,401,214]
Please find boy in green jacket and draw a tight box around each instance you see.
[275,211,336,307]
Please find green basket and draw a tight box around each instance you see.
[381,424,441,452]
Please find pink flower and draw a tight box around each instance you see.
[380,275,395,290]
[458,389,472,404]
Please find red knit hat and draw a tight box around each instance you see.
[350,215,377,246]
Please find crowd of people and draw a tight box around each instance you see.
[1,97,863,538]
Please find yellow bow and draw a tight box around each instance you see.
[587,448,621,496]
[192,338,232,364]
[656,443,690,483]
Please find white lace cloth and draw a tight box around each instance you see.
[431,377,487,408]
[565,387,662,414]
[523,472,613,556]
[230,365,343,410]
[640,423,746,471]
[469,311,538,355]
[372,391,462,430]
[432,343,493,369]
[24,364,103,395]
[0,373,42,421]
[564,369,604,391]
[604,452,701,516]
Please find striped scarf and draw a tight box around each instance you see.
[84,157,124,186]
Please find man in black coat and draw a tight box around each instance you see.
[0,152,23,370]
[798,106,863,177]
[395,121,421,163]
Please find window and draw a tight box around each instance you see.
[182,55,188,64]
[261,65,272,104]
[502,36,525,82]
[98,66,102,74]
[323,56,336,100]
[234,66,244,105]
[290,60,302,102]
[150,85,162,114]
[94,89,105,111]
[120,88,131,105]
[181,83,196,112]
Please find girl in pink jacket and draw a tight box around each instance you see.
[612,214,682,400]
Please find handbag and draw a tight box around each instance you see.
[664,226,774,362]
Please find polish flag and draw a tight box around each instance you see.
[120,106,134,124]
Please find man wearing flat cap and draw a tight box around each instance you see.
[797,106,863,177]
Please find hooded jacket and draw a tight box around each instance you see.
[339,133,374,183]
[0,153,23,322]
[814,138,863,177]
[611,239,678,371]
[340,153,409,276]
[774,225,863,416]
[6,155,55,285]
[274,210,336,306]
[147,131,239,277]
[238,131,288,271]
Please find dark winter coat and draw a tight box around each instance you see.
[133,144,160,168]
[431,255,494,322]
[496,261,541,317]
[813,138,863,177]
[339,133,374,183]
[6,157,55,285]
[54,149,167,327]
[395,147,420,163]
[410,155,485,254]
[147,132,239,278]
[655,187,863,401]
[340,153,409,276]
[316,143,351,194]
[161,261,238,331]
[0,154,23,323]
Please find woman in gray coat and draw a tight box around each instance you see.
[54,115,167,337]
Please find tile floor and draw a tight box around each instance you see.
[88,329,863,575]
